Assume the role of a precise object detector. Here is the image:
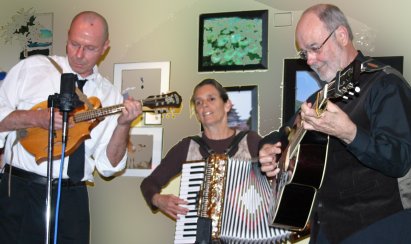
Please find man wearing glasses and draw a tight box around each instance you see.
[259,4,411,244]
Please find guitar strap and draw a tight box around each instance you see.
[46,57,93,110]
[361,58,410,87]
[47,56,63,74]
[189,130,249,158]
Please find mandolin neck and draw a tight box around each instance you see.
[74,104,125,122]
[72,91,182,123]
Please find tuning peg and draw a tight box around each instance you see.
[164,113,170,119]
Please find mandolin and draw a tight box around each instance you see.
[19,91,182,164]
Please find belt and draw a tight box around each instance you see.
[3,164,85,187]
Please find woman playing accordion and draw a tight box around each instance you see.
[141,79,294,243]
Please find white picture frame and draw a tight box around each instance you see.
[122,127,163,177]
[113,61,170,125]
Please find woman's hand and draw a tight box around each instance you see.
[152,193,189,220]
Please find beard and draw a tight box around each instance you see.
[311,44,346,82]
[311,64,337,82]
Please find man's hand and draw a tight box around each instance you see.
[0,109,67,132]
[152,193,189,220]
[300,101,356,144]
[118,97,142,125]
[259,142,282,177]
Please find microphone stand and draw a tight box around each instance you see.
[44,73,81,244]
[45,94,59,244]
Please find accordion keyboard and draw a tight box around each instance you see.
[174,161,206,244]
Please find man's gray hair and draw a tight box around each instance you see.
[304,4,353,40]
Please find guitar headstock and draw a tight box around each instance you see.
[142,91,182,117]
[330,59,362,100]
[315,60,361,116]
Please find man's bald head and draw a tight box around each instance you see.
[69,11,109,42]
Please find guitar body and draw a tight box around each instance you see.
[271,131,329,231]
[20,97,101,163]
[270,61,361,231]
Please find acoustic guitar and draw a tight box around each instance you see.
[270,61,361,231]
[19,91,182,164]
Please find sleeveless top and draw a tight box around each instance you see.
[186,130,251,161]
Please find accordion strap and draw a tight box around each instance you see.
[190,130,249,158]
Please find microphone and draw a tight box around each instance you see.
[58,73,81,143]
[59,73,78,112]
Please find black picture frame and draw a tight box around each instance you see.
[225,85,258,132]
[282,56,404,124]
[198,10,268,72]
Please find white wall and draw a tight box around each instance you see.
[0,0,410,243]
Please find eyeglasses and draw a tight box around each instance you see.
[298,29,336,60]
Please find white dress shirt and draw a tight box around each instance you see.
[0,55,127,181]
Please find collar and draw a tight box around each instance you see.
[62,56,98,82]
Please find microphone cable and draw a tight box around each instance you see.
[53,143,67,244]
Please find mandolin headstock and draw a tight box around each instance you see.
[142,91,183,118]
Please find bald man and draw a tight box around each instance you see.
[0,11,142,244]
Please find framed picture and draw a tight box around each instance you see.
[114,61,170,125]
[198,10,268,72]
[23,12,54,59]
[225,85,258,131]
[0,9,53,59]
[144,113,162,125]
[282,59,323,125]
[282,56,404,124]
[122,127,163,177]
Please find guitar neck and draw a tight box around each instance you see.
[286,64,357,156]
[287,126,307,160]
[281,83,330,168]
[314,83,330,116]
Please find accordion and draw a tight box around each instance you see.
[174,154,293,243]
